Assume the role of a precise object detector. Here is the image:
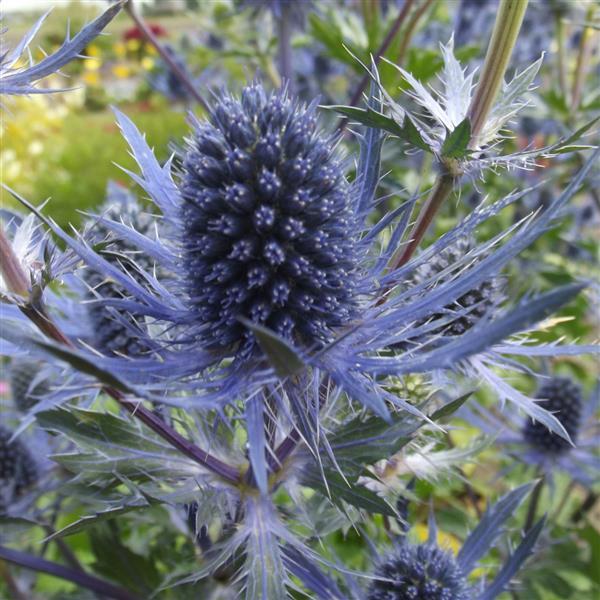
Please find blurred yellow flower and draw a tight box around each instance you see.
[141,57,155,71]
[83,57,101,72]
[83,71,101,86]
[146,44,158,56]
[113,42,127,58]
[414,523,461,555]
[86,44,101,57]
[112,64,131,79]
[126,39,142,52]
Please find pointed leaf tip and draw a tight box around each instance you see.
[238,318,305,378]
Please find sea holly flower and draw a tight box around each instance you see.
[365,485,545,600]
[3,83,596,458]
[461,376,599,487]
[0,3,122,97]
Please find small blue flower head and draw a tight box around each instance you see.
[367,485,544,600]
[368,542,470,600]
[523,377,583,454]
[408,237,503,338]
[84,184,156,357]
[0,425,38,512]
[180,82,359,355]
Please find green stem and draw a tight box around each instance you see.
[346,0,414,111]
[387,171,455,274]
[571,4,597,112]
[395,0,435,67]
[524,475,545,531]
[383,0,529,278]
[555,12,568,101]
[468,0,530,148]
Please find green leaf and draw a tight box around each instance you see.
[441,118,472,158]
[430,391,473,421]
[325,105,432,152]
[89,522,162,594]
[48,502,152,539]
[30,338,134,394]
[239,318,305,377]
[303,468,395,516]
[37,407,175,455]
[554,116,600,153]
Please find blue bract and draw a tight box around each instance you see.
[180,84,359,355]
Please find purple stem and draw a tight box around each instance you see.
[124,1,209,111]
[0,546,140,600]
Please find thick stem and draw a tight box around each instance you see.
[387,171,455,275]
[277,3,294,92]
[0,546,140,600]
[0,227,29,297]
[468,0,530,148]
[124,1,208,111]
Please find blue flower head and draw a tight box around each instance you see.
[0,425,38,512]
[367,485,544,600]
[523,377,583,454]
[368,542,470,600]
[407,236,503,338]
[84,184,156,358]
[180,83,359,356]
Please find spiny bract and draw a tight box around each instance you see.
[84,191,156,357]
[180,83,359,354]
[367,542,471,600]
[0,425,38,511]
[523,377,583,453]
[9,359,49,412]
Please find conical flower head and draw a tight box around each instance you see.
[84,186,156,357]
[368,542,470,600]
[523,377,583,454]
[180,83,358,355]
[0,425,38,511]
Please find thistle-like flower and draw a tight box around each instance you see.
[0,425,38,512]
[368,542,470,600]
[404,237,503,340]
[83,183,157,358]
[461,376,599,486]
[367,485,544,600]
[180,84,359,354]
[523,377,583,454]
